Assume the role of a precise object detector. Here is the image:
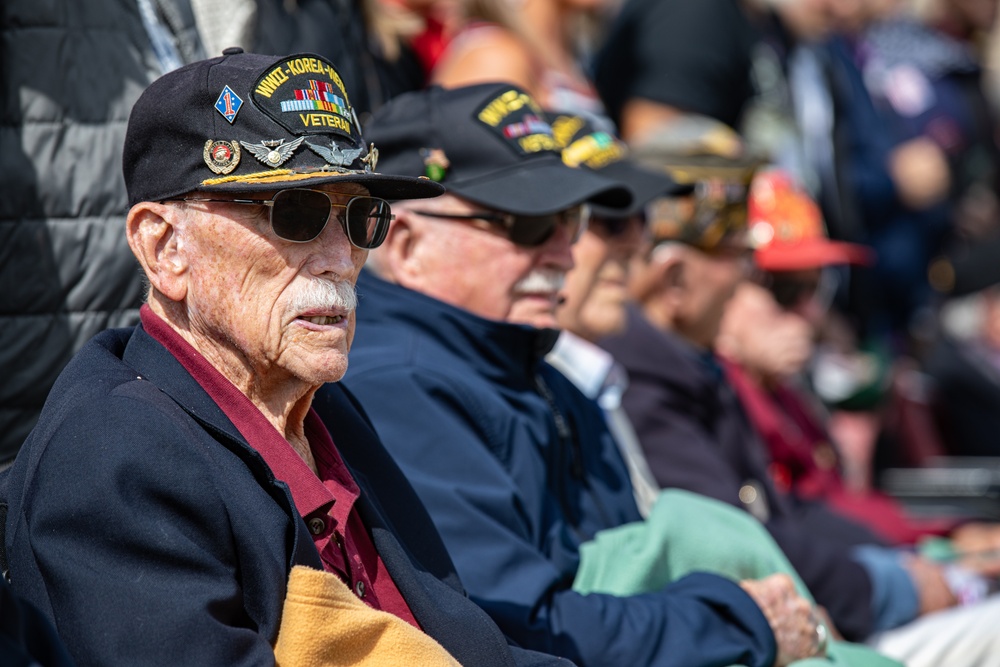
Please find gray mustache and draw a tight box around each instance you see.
[513,269,565,294]
[289,279,358,313]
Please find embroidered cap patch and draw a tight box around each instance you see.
[251,55,360,145]
[474,89,558,157]
[550,114,627,169]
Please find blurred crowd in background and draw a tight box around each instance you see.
[9,0,1000,502]
[10,0,1000,663]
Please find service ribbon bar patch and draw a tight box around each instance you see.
[251,56,360,146]
[474,89,558,157]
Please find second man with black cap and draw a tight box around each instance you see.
[336,83,823,667]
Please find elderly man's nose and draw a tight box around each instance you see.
[539,221,576,270]
[310,215,360,275]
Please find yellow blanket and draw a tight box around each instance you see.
[274,565,462,667]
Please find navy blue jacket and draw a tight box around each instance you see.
[602,307,883,641]
[340,271,777,667]
[3,324,565,667]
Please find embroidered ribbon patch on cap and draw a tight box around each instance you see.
[475,89,558,156]
[549,114,627,169]
[252,56,359,143]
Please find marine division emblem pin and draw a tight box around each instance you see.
[203,140,241,174]
[214,85,244,124]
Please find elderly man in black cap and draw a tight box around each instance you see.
[337,83,825,667]
[1,50,573,666]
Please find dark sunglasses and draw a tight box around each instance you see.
[590,213,644,238]
[409,206,588,248]
[765,273,823,309]
[163,188,394,248]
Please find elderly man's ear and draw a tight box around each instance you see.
[630,244,685,303]
[372,209,422,286]
[126,203,190,302]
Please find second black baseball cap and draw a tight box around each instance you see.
[365,83,632,216]
[548,113,692,218]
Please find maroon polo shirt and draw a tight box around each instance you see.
[141,305,419,628]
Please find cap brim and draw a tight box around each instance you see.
[755,239,874,272]
[589,160,693,218]
[446,157,632,216]
[932,234,1000,296]
[197,169,445,201]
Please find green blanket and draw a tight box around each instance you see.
[573,489,901,667]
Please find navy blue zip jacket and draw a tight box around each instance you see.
[2,324,567,667]
[339,270,777,667]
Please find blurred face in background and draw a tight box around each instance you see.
[666,241,750,350]
[558,214,645,341]
[717,279,815,382]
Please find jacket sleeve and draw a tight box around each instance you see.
[6,392,281,666]
[622,372,878,641]
[344,366,777,667]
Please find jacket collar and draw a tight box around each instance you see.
[357,269,559,385]
[116,325,322,571]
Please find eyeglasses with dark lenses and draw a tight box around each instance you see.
[590,214,645,238]
[409,206,588,248]
[162,189,394,249]
[766,274,823,309]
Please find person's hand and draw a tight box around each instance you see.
[950,523,1000,577]
[904,555,958,615]
[740,574,826,666]
[889,137,951,211]
[717,283,813,381]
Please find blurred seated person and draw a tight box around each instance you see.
[718,170,1000,558]
[545,113,688,517]
[601,116,1000,664]
[341,83,823,667]
[927,234,1000,458]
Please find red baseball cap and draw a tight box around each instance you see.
[749,170,874,271]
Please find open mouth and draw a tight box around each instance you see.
[298,315,345,326]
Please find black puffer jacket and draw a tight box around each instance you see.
[0,0,201,463]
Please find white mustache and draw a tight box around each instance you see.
[288,279,358,314]
[513,269,565,294]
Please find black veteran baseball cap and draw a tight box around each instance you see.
[548,113,692,218]
[123,49,443,207]
[631,115,762,251]
[364,83,631,216]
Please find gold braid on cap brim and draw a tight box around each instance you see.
[202,167,365,186]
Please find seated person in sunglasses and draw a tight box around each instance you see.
[543,112,680,518]
[602,118,1000,657]
[717,169,948,547]
[336,83,824,667]
[718,171,1000,666]
[1,50,573,667]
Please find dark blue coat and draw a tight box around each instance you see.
[340,271,777,667]
[3,324,565,667]
[602,307,881,641]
